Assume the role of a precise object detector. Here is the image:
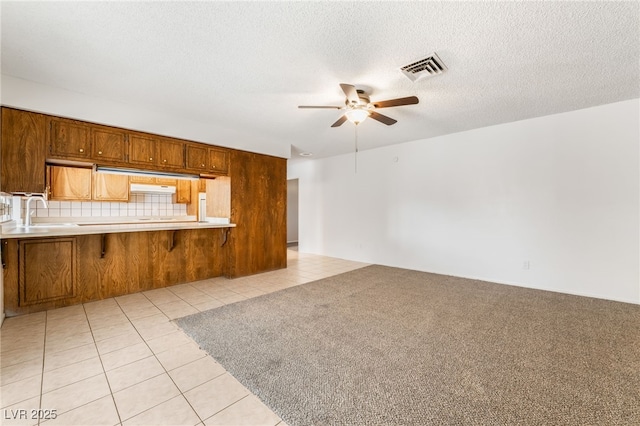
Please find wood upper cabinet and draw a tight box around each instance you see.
[128,134,157,166]
[19,238,77,306]
[47,166,92,201]
[129,135,185,170]
[49,118,91,159]
[155,178,178,185]
[47,165,127,202]
[92,127,127,163]
[176,180,192,204]
[1,108,47,193]
[157,139,185,169]
[186,144,229,175]
[208,148,229,174]
[93,173,130,201]
[129,176,155,184]
[186,144,208,171]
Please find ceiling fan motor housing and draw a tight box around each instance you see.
[356,90,370,105]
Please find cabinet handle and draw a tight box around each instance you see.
[1,241,7,269]
[168,230,176,252]
[201,163,205,167]
[221,228,229,247]
[100,234,107,258]
[79,148,84,153]
[212,165,216,169]
[149,157,153,161]
[163,159,167,163]
[98,151,103,155]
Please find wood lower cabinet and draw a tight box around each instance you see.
[2,228,229,316]
[20,238,77,306]
[1,108,47,194]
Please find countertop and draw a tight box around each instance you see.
[0,217,235,239]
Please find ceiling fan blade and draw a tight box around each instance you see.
[372,96,419,109]
[340,84,360,104]
[331,115,348,127]
[298,105,343,109]
[369,111,397,126]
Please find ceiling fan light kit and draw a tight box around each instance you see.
[345,108,370,125]
[299,83,419,127]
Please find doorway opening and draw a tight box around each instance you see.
[287,179,299,250]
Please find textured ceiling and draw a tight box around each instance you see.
[1,1,638,160]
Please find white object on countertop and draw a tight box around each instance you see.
[11,196,22,225]
[198,192,207,222]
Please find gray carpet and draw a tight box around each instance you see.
[176,265,640,425]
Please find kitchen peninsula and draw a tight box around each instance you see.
[0,107,287,317]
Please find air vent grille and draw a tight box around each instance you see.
[400,53,447,82]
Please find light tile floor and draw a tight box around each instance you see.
[0,250,368,426]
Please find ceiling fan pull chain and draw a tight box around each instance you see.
[354,125,358,174]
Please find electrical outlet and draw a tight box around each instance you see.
[523,261,530,270]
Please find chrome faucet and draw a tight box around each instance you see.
[24,195,48,227]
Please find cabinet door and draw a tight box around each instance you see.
[48,166,92,201]
[128,134,157,166]
[157,139,185,169]
[155,178,177,186]
[50,118,91,159]
[19,238,77,306]
[208,148,229,174]
[175,180,192,204]
[1,108,47,193]
[93,173,130,201]
[205,176,230,218]
[92,127,127,163]
[129,176,155,184]
[186,144,208,171]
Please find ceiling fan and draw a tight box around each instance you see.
[298,83,419,127]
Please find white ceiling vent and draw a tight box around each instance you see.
[400,53,447,82]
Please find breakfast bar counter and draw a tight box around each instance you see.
[0,218,235,239]
[1,219,235,317]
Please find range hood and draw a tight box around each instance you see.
[130,183,176,194]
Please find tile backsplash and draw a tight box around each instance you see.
[26,194,187,219]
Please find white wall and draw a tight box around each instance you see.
[289,99,640,304]
[0,75,290,158]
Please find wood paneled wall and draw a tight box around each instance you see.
[1,108,47,193]
[227,150,287,277]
